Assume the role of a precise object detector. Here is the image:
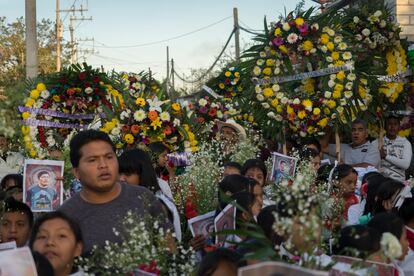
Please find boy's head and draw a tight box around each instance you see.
[223,162,242,178]
[37,171,51,188]
[1,197,33,247]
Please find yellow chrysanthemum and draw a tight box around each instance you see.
[278,45,288,54]
[271,98,279,108]
[29,149,37,158]
[25,98,35,107]
[262,67,272,76]
[298,110,306,119]
[52,95,61,102]
[266,59,275,67]
[333,90,341,99]
[287,105,294,115]
[263,88,274,98]
[331,51,340,61]
[30,89,40,99]
[22,112,31,120]
[295,17,304,26]
[327,100,336,109]
[327,42,335,51]
[324,108,331,115]
[274,28,282,36]
[225,71,231,77]
[276,105,283,113]
[135,97,146,106]
[21,125,30,135]
[334,83,344,92]
[307,126,316,134]
[302,99,312,108]
[302,40,314,51]
[219,83,225,89]
[318,118,329,128]
[124,134,135,144]
[320,33,330,45]
[336,71,345,81]
[234,72,240,78]
[36,83,46,91]
[172,103,181,111]
[313,108,321,115]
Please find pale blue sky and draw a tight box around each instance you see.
[1,0,314,81]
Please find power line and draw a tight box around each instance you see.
[173,28,236,84]
[239,19,262,32]
[238,25,263,36]
[82,16,232,49]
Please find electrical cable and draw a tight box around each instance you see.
[81,16,232,49]
[173,28,235,84]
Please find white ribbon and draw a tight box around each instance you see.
[393,185,412,210]
[376,68,412,82]
[202,85,222,99]
[252,64,354,85]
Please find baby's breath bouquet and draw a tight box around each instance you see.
[78,212,196,276]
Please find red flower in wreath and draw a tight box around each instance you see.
[131,124,140,135]
[208,108,217,118]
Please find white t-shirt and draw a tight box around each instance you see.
[347,200,366,225]
[373,136,412,182]
[157,178,173,200]
[329,141,380,168]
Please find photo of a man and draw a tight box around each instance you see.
[271,152,297,184]
[23,159,64,212]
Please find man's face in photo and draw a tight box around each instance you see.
[38,172,51,188]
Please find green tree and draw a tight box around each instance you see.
[0,16,71,87]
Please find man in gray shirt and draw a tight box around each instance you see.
[59,130,171,254]
[325,119,380,168]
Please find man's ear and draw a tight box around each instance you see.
[72,167,80,180]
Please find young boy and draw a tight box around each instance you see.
[0,197,34,247]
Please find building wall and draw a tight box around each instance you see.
[390,0,414,41]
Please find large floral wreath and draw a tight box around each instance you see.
[20,64,119,158]
[249,12,370,138]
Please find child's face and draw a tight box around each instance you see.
[158,150,168,167]
[340,172,357,197]
[245,167,265,186]
[32,218,82,275]
[119,172,140,186]
[0,211,31,247]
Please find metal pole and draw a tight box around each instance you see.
[166,46,170,97]
[56,0,61,71]
[171,58,175,94]
[25,0,38,78]
[233,7,240,63]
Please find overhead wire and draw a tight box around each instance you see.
[172,27,236,84]
[81,15,232,49]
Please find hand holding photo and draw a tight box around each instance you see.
[188,211,215,238]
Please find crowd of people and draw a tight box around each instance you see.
[0,115,413,275]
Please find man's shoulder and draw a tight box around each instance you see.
[59,193,82,212]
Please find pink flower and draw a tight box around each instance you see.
[272,37,284,46]
[287,33,299,44]
[298,23,309,34]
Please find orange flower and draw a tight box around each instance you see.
[131,124,140,135]
[163,126,172,135]
[148,111,158,121]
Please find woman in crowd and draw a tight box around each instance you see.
[332,164,359,222]
[30,211,83,276]
[148,141,176,183]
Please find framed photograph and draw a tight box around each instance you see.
[0,247,38,276]
[188,211,215,238]
[214,203,236,245]
[270,152,297,184]
[23,159,64,212]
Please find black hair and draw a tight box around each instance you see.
[32,251,55,276]
[301,137,321,153]
[231,191,256,224]
[3,197,34,227]
[118,148,160,193]
[316,164,334,184]
[386,114,401,123]
[148,141,169,156]
[333,164,357,181]
[29,211,83,248]
[368,212,405,239]
[37,170,50,179]
[217,175,251,211]
[1,173,23,190]
[361,171,382,185]
[299,148,320,159]
[334,225,381,258]
[363,174,387,215]
[241,159,267,183]
[69,130,116,168]
[223,161,242,172]
[352,118,368,129]
[398,188,414,224]
[197,248,242,276]
[257,205,284,246]
[372,178,405,215]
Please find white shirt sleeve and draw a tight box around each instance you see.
[385,138,413,170]
[157,178,173,200]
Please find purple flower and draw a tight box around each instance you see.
[199,106,208,114]
[272,37,284,46]
[298,23,309,34]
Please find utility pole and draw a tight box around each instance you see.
[56,0,62,71]
[233,7,240,63]
[77,37,95,63]
[166,46,170,98]
[69,14,92,63]
[26,0,38,78]
[171,58,175,96]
